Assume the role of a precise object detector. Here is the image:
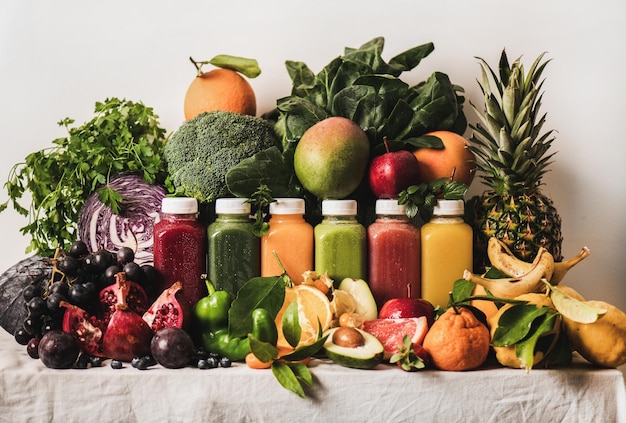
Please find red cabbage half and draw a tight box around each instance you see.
[78,173,166,266]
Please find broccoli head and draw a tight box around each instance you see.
[164,111,279,203]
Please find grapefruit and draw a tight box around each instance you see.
[183,68,256,120]
[412,130,476,187]
[362,317,429,360]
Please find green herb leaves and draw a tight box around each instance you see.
[1,98,169,256]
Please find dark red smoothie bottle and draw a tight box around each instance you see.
[153,197,207,309]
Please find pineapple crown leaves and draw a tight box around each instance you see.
[467,49,557,195]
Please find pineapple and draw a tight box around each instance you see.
[466,49,563,272]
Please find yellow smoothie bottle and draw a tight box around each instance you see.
[420,199,472,309]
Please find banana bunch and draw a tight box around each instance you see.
[463,237,591,299]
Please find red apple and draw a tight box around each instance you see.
[378,298,435,328]
[368,137,420,199]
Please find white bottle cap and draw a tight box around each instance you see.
[322,199,357,216]
[432,199,465,216]
[215,198,251,214]
[269,198,306,215]
[161,197,198,214]
[375,199,406,215]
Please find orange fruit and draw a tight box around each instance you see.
[470,284,499,325]
[183,68,256,120]
[362,317,429,360]
[275,285,333,349]
[422,306,490,371]
[245,352,273,369]
[412,130,476,187]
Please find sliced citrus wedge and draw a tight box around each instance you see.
[275,285,333,349]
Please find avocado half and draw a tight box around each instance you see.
[323,327,384,369]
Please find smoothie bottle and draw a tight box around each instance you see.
[261,198,313,283]
[367,199,421,308]
[153,197,207,309]
[314,199,366,285]
[207,198,260,295]
[420,199,473,309]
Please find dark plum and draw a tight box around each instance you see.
[150,327,194,369]
[38,330,80,369]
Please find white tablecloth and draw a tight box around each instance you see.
[0,329,624,423]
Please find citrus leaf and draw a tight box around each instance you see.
[287,362,313,387]
[545,282,607,323]
[515,312,558,371]
[248,334,278,363]
[282,301,301,348]
[228,276,285,339]
[280,333,328,362]
[492,303,549,346]
[271,361,305,398]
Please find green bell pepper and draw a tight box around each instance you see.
[200,329,251,361]
[251,308,278,345]
[193,279,251,361]
[193,280,233,333]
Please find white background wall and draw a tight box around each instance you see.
[1,1,625,376]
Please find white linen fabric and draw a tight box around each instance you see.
[1,329,624,423]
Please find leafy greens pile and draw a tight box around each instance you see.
[226,36,467,202]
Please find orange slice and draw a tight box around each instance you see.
[275,285,333,349]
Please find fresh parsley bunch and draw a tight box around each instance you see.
[1,97,171,256]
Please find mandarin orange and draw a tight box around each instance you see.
[422,306,490,371]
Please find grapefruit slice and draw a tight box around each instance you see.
[362,317,429,360]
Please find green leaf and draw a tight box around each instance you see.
[271,361,306,398]
[228,276,286,339]
[451,279,476,303]
[515,312,558,370]
[492,304,550,347]
[248,334,279,363]
[280,332,329,362]
[281,301,301,348]
[287,362,313,387]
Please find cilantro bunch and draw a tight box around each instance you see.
[1,98,171,256]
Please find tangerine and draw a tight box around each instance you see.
[274,285,333,349]
[422,306,490,371]
[183,68,256,120]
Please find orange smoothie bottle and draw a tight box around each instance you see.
[420,199,473,309]
[261,198,313,283]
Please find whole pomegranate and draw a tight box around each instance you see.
[102,273,153,361]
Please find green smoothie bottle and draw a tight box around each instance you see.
[314,199,366,285]
[207,198,260,295]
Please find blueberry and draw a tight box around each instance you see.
[111,360,123,369]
